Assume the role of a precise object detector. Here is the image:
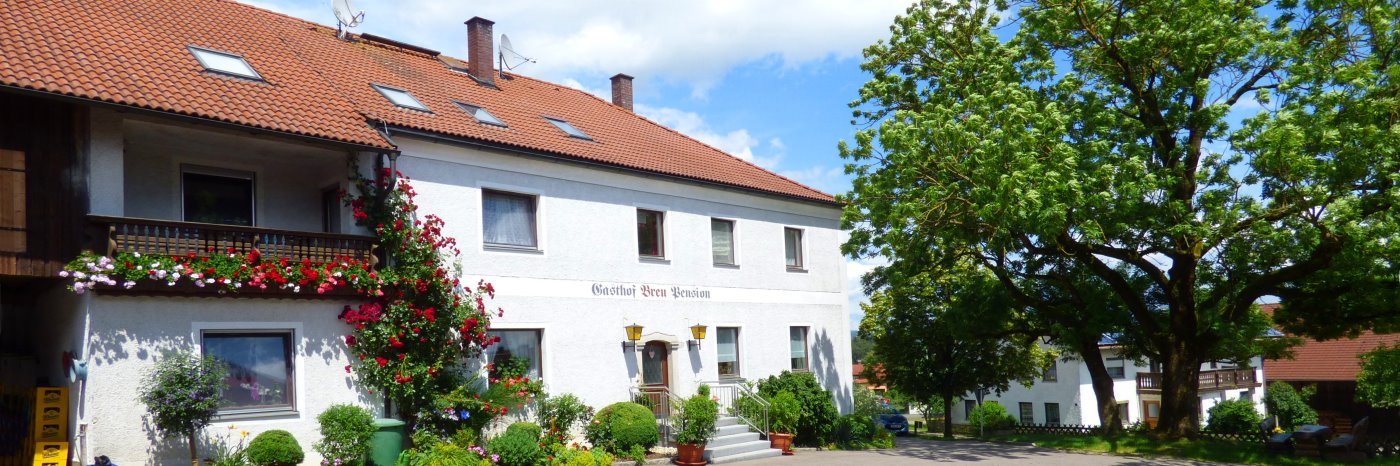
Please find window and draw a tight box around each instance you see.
[454,102,507,127]
[183,167,254,226]
[372,84,430,112]
[637,209,664,258]
[1045,403,1061,426]
[1117,402,1130,425]
[544,117,592,140]
[964,400,977,421]
[321,186,341,233]
[1018,402,1034,425]
[717,327,740,378]
[482,190,538,249]
[784,227,804,269]
[485,330,541,380]
[189,46,262,80]
[1042,362,1058,382]
[711,219,736,265]
[202,331,294,413]
[0,150,25,253]
[1106,356,1126,379]
[789,326,809,371]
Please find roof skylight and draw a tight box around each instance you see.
[372,84,431,112]
[544,117,592,140]
[454,102,507,127]
[189,46,262,80]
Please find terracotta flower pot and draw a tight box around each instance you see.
[675,442,707,465]
[769,432,795,455]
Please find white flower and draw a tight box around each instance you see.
[133,252,142,258]
[194,281,205,288]
[292,286,301,293]
[155,270,168,279]
[123,281,136,289]
[234,283,243,289]
[174,264,184,271]
[167,281,176,286]
[59,271,70,278]
[75,271,86,279]
[206,278,215,284]
[191,273,202,280]
[136,266,143,270]
[104,264,114,270]
[151,262,159,268]
[72,283,87,293]
[333,272,343,278]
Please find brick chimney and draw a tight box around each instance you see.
[611,73,634,111]
[465,17,495,86]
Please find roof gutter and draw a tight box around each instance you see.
[0,84,396,154]
[382,125,841,209]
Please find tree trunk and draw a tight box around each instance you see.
[942,394,954,439]
[1156,348,1203,438]
[188,434,199,466]
[1078,340,1123,436]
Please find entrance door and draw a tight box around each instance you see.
[641,341,670,388]
[1142,400,1161,429]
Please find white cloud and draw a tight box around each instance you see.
[780,165,847,194]
[636,103,784,169]
[244,0,914,96]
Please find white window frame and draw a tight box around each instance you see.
[188,46,263,80]
[784,227,806,271]
[485,328,544,382]
[789,325,810,372]
[716,326,741,379]
[180,164,257,226]
[480,188,541,252]
[192,321,304,421]
[454,101,508,127]
[635,207,667,261]
[371,83,432,112]
[484,323,551,392]
[543,116,593,140]
[711,218,738,267]
[1106,356,1126,379]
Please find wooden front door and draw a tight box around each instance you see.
[641,341,670,389]
[1142,400,1161,429]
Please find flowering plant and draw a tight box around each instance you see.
[140,351,228,466]
[205,424,251,466]
[60,248,380,295]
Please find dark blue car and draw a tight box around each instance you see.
[876,413,909,435]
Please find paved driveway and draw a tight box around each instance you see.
[740,436,1229,465]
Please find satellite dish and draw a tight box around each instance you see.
[332,0,364,38]
[498,33,536,77]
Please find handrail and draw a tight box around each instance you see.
[629,385,682,448]
[701,381,769,439]
[88,215,378,267]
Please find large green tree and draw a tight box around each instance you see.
[1357,344,1400,408]
[859,267,1051,439]
[842,0,1398,437]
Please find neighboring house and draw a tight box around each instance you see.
[1263,305,1400,434]
[952,343,1265,428]
[853,363,887,395]
[0,1,851,465]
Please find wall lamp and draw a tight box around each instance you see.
[688,324,708,350]
[622,323,644,351]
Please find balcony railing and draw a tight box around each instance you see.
[88,215,377,268]
[1136,368,1259,393]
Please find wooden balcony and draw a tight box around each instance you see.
[86,215,377,297]
[1136,368,1260,393]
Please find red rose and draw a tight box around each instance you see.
[376,357,388,367]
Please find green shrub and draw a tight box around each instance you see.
[536,393,594,444]
[1264,382,1318,430]
[853,386,887,418]
[141,351,228,465]
[314,404,375,466]
[674,394,718,445]
[1206,398,1263,433]
[755,371,839,446]
[831,414,879,449]
[1357,344,1400,408]
[488,422,544,466]
[393,441,492,466]
[246,430,305,466]
[967,402,1017,434]
[767,391,801,434]
[583,402,657,455]
[546,444,614,466]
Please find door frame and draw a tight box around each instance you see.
[641,340,671,389]
[1142,400,1161,429]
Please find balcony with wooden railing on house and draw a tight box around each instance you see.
[1136,368,1260,393]
[86,215,377,297]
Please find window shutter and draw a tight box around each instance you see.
[0,150,25,253]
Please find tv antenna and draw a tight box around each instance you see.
[498,34,536,77]
[332,0,364,39]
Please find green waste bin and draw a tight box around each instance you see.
[368,418,406,466]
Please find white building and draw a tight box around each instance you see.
[0,2,851,465]
[951,345,1266,429]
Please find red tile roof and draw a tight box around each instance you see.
[0,0,836,204]
[1262,303,1400,381]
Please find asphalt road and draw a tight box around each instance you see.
[739,436,1229,465]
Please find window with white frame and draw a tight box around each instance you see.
[1106,356,1126,379]
[201,330,294,413]
[482,190,538,249]
[1045,403,1061,425]
[712,218,736,266]
[485,329,542,380]
[188,46,262,80]
[784,227,804,269]
[789,326,809,371]
[182,167,255,226]
[1043,361,1058,382]
[637,209,665,258]
[717,327,740,378]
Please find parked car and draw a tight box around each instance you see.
[876,412,909,435]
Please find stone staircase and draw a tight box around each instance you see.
[702,416,782,464]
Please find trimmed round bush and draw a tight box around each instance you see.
[314,404,375,466]
[246,430,305,466]
[1206,398,1263,433]
[488,422,544,466]
[968,402,1017,433]
[583,402,658,454]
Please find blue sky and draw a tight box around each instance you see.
[239,0,911,326]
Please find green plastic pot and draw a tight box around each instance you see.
[368,418,406,466]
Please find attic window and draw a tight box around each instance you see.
[454,102,507,127]
[189,47,262,80]
[372,84,431,112]
[544,117,592,140]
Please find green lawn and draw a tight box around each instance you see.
[986,433,1400,466]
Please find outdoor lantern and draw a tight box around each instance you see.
[688,324,708,350]
[622,323,644,351]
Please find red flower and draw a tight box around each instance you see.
[344,365,352,373]
[345,335,357,346]
[376,357,388,367]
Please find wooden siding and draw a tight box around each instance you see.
[0,92,85,277]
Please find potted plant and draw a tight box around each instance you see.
[767,391,800,455]
[674,390,718,466]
